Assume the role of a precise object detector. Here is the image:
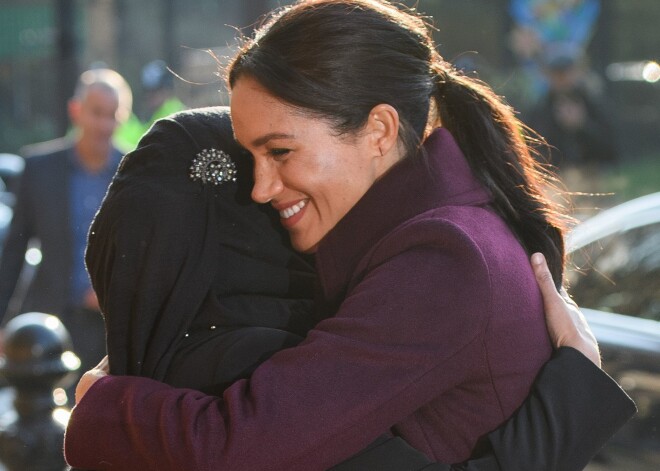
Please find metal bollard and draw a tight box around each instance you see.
[0,313,80,471]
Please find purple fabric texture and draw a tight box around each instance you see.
[64,128,552,470]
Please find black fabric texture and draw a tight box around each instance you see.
[488,346,637,471]
[330,436,436,470]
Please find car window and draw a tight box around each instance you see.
[568,222,660,322]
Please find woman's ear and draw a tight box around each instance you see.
[364,104,402,167]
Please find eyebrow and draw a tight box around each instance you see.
[251,132,295,148]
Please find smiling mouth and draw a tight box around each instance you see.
[279,200,307,219]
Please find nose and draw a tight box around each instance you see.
[251,158,284,204]
[95,113,118,138]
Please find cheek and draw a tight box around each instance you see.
[334,159,374,202]
[315,171,370,224]
[285,140,372,217]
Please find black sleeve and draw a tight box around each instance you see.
[486,347,636,471]
[331,348,636,471]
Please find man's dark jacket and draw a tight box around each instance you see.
[0,138,78,320]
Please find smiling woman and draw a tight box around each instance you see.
[225,3,568,459]
[231,76,391,252]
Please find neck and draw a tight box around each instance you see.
[75,139,111,173]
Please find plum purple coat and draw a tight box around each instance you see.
[64,128,552,470]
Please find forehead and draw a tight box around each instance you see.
[80,85,119,108]
[231,77,289,120]
[232,78,302,122]
[230,77,338,148]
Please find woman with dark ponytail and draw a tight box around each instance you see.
[431,62,566,285]
[65,1,634,469]
[221,0,572,461]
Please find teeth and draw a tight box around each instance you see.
[279,200,307,219]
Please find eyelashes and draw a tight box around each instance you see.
[236,146,291,163]
[268,148,291,161]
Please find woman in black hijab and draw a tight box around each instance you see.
[78,106,633,470]
[87,106,318,392]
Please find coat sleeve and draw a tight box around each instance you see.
[63,238,634,471]
[64,348,635,471]
[0,159,33,321]
[486,347,636,471]
[64,239,495,471]
[377,348,636,471]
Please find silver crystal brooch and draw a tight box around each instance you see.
[190,148,237,185]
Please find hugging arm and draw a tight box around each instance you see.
[475,254,634,471]
[329,348,634,471]
[68,345,633,471]
[483,346,635,471]
[66,253,634,471]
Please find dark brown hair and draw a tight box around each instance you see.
[228,0,568,285]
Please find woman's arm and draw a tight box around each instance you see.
[329,347,633,471]
[329,253,633,471]
[482,253,633,471]
[485,346,634,471]
[69,347,632,471]
[329,254,634,471]
[66,253,634,471]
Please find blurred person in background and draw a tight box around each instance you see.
[507,0,602,111]
[530,43,617,168]
[0,68,132,400]
[528,43,618,208]
[114,59,186,152]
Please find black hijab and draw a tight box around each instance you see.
[86,107,315,381]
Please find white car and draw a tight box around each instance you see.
[567,192,660,470]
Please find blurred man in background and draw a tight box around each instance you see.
[0,68,132,397]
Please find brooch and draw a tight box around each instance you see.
[189,148,237,185]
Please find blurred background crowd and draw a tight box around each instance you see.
[1,0,658,200]
[0,1,658,165]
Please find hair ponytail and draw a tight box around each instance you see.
[432,61,568,286]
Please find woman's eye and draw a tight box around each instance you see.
[268,148,291,160]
